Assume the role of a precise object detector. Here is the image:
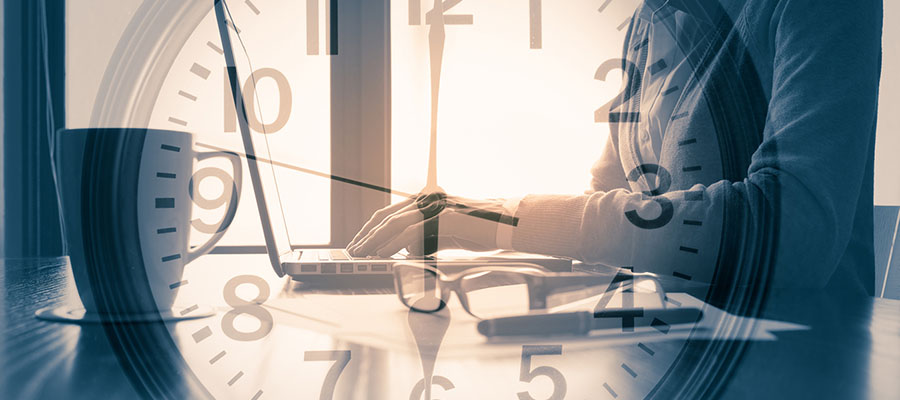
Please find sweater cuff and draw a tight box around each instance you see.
[511,194,589,259]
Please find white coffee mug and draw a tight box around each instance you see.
[55,128,241,316]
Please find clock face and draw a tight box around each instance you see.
[86,0,764,399]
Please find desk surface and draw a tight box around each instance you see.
[2,257,899,399]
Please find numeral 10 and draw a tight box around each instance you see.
[223,67,292,134]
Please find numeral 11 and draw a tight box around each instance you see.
[530,0,541,49]
[307,0,338,55]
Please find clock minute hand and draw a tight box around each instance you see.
[424,0,445,193]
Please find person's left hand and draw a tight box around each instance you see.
[346,192,511,258]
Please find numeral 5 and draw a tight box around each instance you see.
[518,345,567,400]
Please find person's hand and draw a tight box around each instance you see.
[346,192,511,258]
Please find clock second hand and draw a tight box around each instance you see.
[411,4,449,400]
[424,0,445,194]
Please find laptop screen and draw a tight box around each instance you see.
[214,0,292,276]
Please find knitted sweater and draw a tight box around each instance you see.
[509,0,882,296]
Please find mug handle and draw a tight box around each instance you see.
[186,151,243,263]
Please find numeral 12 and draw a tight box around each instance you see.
[408,0,473,25]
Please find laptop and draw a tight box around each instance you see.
[213,0,571,279]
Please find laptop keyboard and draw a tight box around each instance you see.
[300,249,354,261]
[294,249,391,274]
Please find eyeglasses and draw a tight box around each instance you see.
[392,262,667,320]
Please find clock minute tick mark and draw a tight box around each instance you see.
[168,117,188,126]
[678,246,698,254]
[157,172,176,179]
[637,342,655,356]
[225,19,241,34]
[685,191,703,201]
[649,58,668,75]
[651,318,670,334]
[169,280,189,290]
[683,219,702,226]
[617,17,630,31]
[155,197,175,208]
[598,0,612,13]
[633,38,649,51]
[678,138,697,146]
[673,271,693,280]
[157,227,176,234]
[244,0,260,15]
[227,371,244,386]
[251,390,263,400]
[192,326,213,343]
[206,41,225,55]
[209,350,227,364]
[621,363,638,378]
[190,63,212,80]
[160,144,181,152]
[162,254,182,262]
[671,112,688,120]
[603,382,619,398]
[663,85,680,96]
[181,304,200,315]
[178,90,198,101]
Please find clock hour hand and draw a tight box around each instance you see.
[195,142,519,226]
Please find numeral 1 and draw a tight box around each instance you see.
[307,0,338,55]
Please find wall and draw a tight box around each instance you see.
[0,0,5,258]
[66,0,141,129]
[876,0,900,205]
[66,1,900,202]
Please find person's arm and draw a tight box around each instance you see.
[589,135,630,193]
[511,0,882,288]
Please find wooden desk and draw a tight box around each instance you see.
[2,257,898,399]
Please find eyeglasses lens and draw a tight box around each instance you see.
[459,271,532,319]
[396,265,444,312]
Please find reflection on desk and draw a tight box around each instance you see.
[2,257,899,399]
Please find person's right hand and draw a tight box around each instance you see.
[346,192,508,258]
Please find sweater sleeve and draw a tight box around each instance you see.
[511,0,882,288]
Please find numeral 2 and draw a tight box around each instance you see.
[595,58,642,123]
[304,350,352,400]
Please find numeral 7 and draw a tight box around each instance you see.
[304,350,352,400]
